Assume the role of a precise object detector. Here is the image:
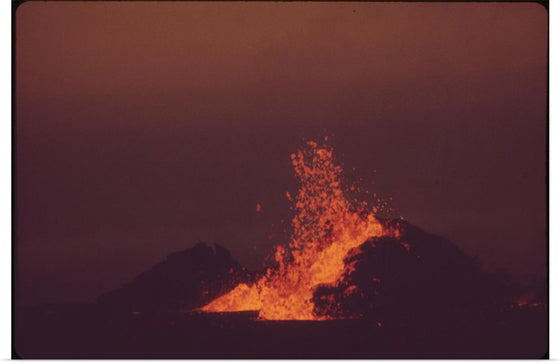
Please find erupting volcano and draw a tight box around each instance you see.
[20,139,548,359]
[200,139,399,320]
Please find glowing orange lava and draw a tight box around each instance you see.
[200,140,397,320]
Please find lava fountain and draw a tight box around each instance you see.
[200,140,398,320]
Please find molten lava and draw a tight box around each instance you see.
[200,140,397,320]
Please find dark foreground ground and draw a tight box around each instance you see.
[14,303,547,359]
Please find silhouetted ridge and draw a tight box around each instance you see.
[97,242,249,314]
[18,221,547,358]
[96,219,540,325]
[313,218,523,325]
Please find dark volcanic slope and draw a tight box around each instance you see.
[314,219,527,322]
[15,220,547,358]
[97,219,544,322]
[97,242,250,313]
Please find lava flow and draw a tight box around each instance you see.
[200,140,398,320]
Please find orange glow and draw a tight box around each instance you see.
[256,203,262,212]
[200,140,397,320]
[515,299,543,308]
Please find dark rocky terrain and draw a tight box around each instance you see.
[96,242,252,314]
[14,219,548,358]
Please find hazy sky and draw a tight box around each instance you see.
[16,1,547,305]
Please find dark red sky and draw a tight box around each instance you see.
[15,1,547,305]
